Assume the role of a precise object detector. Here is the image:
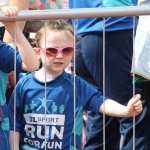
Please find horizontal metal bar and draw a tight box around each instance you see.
[0,6,150,21]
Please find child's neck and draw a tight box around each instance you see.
[34,67,63,82]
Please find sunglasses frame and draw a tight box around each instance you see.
[39,47,74,57]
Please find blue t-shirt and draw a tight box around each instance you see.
[8,71,105,150]
[69,0,138,35]
[0,40,22,150]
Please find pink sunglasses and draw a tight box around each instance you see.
[40,47,74,57]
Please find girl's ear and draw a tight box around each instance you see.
[33,47,40,54]
[33,47,41,60]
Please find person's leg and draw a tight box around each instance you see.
[104,30,150,150]
[141,81,150,115]
[119,104,150,150]
[75,38,100,91]
[75,34,120,150]
[85,112,120,150]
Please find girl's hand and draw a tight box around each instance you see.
[0,6,18,27]
[126,94,142,117]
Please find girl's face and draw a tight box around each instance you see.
[40,30,74,75]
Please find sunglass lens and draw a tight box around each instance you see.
[62,47,74,56]
[46,48,58,57]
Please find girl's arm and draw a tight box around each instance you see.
[99,94,142,117]
[0,6,39,71]
[5,23,39,71]
[9,130,20,150]
[3,0,30,43]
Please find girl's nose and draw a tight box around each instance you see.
[55,51,63,58]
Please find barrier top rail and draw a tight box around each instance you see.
[0,6,150,21]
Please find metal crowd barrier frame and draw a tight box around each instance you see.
[0,6,150,21]
[0,5,150,150]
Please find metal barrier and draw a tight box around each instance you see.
[0,5,150,150]
[0,6,150,21]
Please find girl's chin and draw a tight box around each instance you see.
[52,69,63,74]
[45,67,65,74]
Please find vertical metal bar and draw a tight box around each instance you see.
[103,17,106,150]
[44,20,47,150]
[73,19,77,150]
[13,21,17,150]
[132,16,136,150]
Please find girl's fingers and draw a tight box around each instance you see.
[134,104,142,110]
[8,6,18,18]
[134,100,142,107]
[1,7,9,16]
[12,6,18,17]
[128,94,141,106]
[1,6,18,18]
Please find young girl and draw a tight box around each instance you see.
[0,6,39,150]
[8,19,142,150]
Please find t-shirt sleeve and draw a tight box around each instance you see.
[0,42,22,73]
[77,77,108,113]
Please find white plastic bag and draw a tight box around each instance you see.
[131,0,150,80]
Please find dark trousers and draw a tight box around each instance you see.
[75,31,150,150]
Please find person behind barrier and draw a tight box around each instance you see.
[0,0,30,104]
[69,0,150,149]
[0,6,39,150]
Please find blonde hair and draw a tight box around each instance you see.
[33,19,74,47]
